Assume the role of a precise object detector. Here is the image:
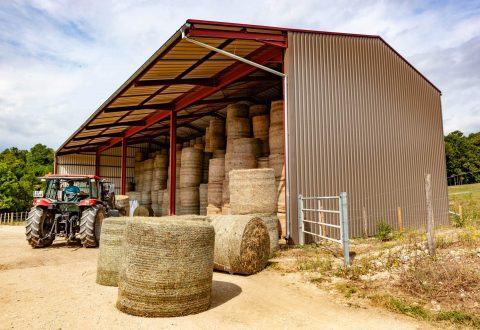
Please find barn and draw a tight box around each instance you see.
[55,19,448,243]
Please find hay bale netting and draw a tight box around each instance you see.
[133,205,154,217]
[209,215,270,275]
[115,195,130,216]
[229,169,277,215]
[96,217,128,287]
[117,217,215,317]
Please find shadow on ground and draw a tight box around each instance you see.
[210,280,242,309]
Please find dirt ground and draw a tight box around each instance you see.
[0,226,431,330]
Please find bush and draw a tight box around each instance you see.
[375,221,393,241]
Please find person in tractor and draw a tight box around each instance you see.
[64,180,80,201]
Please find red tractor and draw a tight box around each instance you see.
[26,174,119,248]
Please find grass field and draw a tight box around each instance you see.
[448,183,480,227]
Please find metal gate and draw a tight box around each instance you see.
[298,192,350,266]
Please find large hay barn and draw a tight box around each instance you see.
[56,19,448,243]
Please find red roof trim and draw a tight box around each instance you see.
[187,19,441,93]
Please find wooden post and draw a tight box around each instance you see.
[425,174,436,256]
[362,206,368,237]
[458,205,463,220]
[397,207,404,231]
[319,204,325,237]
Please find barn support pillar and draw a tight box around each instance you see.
[95,150,100,176]
[169,111,177,215]
[121,137,127,195]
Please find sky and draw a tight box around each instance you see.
[0,0,479,151]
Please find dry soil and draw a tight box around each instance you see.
[0,225,430,329]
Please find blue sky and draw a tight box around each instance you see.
[0,0,479,150]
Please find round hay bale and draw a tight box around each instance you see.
[117,218,215,317]
[153,154,168,168]
[270,100,284,125]
[224,153,257,179]
[227,117,250,139]
[209,119,226,150]
[161,190,169,216]
[133,205,154,216]
[115,195,130,216]
[222,179,229,205]
[179,167,202,188]
[181,147,203,167]
[96,217,128,287]
[135,152,144,162]
[202,152,212,183]
[180,186,200,215]
[269,125,285,155]
[208,158,225,183]
[206,205,222,215]
[221,204,231,215]
[252,115,270,138]
[252,213,280,257]
[226,103,249,120]
[229,169,277,215]
[257,157,269,168]
[209,215,270,275]
[199,184,208,216]
[204,127,212,152]
[140,191,151,205]
[268,153,286,179]
[212,149,225,158]
[276,179,286,213]
[143,159,154,171]
[232,138,262,157]
[249,104,269,118]
[207,182,222,207]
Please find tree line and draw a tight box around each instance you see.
[0,144,54,212]
[444,131,480,185]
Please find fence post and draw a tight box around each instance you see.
[298,195,304,245]
[397,207,404,231]
[362,206,368,237]
[339,192,350,267]
[425,174,436,256]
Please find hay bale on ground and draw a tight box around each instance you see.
[117,217,215,317]
[96,217,128,286]
[252,213,279,257]
[133,205,153,216]
[208,215,270,275]
[229,169,277,215]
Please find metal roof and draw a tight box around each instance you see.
[57,19,440,155]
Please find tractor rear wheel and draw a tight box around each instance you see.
[79,205,106,248]
[25,207,54,248]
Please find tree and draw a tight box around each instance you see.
[445,131,480,185]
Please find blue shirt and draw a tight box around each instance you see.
[64,186,80,194]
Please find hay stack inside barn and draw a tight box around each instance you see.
[209,215,270,275]
[96,217,128,287]
[116,217,215,317]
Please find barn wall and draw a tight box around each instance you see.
[286,32,448,242]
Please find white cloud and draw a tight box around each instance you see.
[0,0,478,150]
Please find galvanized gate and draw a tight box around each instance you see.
[298,192,350,266]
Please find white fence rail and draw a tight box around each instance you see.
[298,192,350,266]
[0,211,29,224]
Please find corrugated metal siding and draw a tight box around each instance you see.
[286,32,448,241]
[56,142,161,195]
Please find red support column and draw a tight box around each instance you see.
[121,138,127,195]
[169,111,177,215]
[95,150,100,176]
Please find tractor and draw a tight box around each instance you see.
[25,174,119,248]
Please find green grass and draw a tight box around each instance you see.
[448,183,480,227]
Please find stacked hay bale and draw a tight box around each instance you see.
[207,158,224,215]
[179,147,203,215]
[251,104,270,157]
[117,217,215,317]
[229,168,279,255]
[202,152,212,183]
[209,118,226,152]
[268,100,286,239]
[199,184,208,216]
[114,195,130,216]
[152,153,168,191]
[96,217,128,286]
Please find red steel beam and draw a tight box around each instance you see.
[135,78,216,87]
[169,111,177,215]
[187,28,287,47]
[95,151,100,176]
[98,47,280,153]
[121,137,127,195]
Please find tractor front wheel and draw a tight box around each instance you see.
[25,207,54,248]
[79,205,105,248]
